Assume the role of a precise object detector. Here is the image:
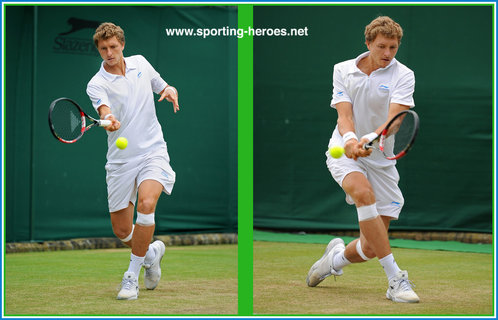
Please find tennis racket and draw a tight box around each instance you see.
[364,109,419,160]
[48,97,111,144]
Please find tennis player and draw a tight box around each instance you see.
[87,22,180,300]
[306,16,419,303]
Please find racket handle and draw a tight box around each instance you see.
[361,132,378,150]
[99,120,112,127]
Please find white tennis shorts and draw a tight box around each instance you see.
[105,147,176,213]
[325,149,404,219]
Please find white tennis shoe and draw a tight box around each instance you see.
[143,240,166,290]
[386,270,420,303]
[117,271,139,300]
[306,238,345,287]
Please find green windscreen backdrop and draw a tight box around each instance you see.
[6,6,237,242]
[254,5,493,233]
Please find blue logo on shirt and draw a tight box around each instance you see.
[97,99,101,104]
[337,91,344,97]
[137,72,142,78]
[379,84,389,91]
[391,201,401,208]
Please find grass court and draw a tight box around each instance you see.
[4,244,237,315]
[253,241,493,315]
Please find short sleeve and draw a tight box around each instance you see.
[391,70,415,107]
[86,80,111,112]
[330,64,352,109]
[139,55,168,94]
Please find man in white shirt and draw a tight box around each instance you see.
[87,22,179,300]
[306,16,420,303]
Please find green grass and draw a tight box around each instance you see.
[4,244,237,315]
[253,241,494,316]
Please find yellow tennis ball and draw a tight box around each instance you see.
[116,137,128,150]
[329,146,344,159]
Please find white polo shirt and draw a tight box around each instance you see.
[329,51,415,167]
[87,55,168,164]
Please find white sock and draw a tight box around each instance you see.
[378,253,401,281]
[332,249,351,271]
[144,244,156,265]
[127,253,145,279]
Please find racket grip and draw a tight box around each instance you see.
[363,143,373,150]
[99,120,112,127]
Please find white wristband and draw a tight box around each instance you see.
[104,113,113,120]
[361,132,378,143]
[165,86,177,94]
[342,131,358,144]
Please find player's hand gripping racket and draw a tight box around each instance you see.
[48,97,111,144]
[364,109,419,160]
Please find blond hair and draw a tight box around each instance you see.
[93,22,125,47]
[364,16,403,44]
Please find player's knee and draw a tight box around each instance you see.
[113,224,133,240]
[350,185,375,207]
[137,197,157,213]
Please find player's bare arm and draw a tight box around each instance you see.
[158,86,180,113]
[373,103,410,138]
[336,102,372,160]
[385,103,410,129]
[336,102,357,159]
[98,105,121,132]
[388,103,410,119]
[356,104,410,154]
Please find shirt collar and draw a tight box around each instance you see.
[99,56,137,81]
[349,51,397,74]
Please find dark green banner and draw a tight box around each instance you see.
[254,5,493,233]
[6,6,238,242]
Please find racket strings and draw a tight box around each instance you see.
[50,100,84,141]
[392,113,416,155]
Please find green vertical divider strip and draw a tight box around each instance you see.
[237,4,253,316]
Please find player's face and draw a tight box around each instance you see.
[366,34,399,69]
[97,36,125,67]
